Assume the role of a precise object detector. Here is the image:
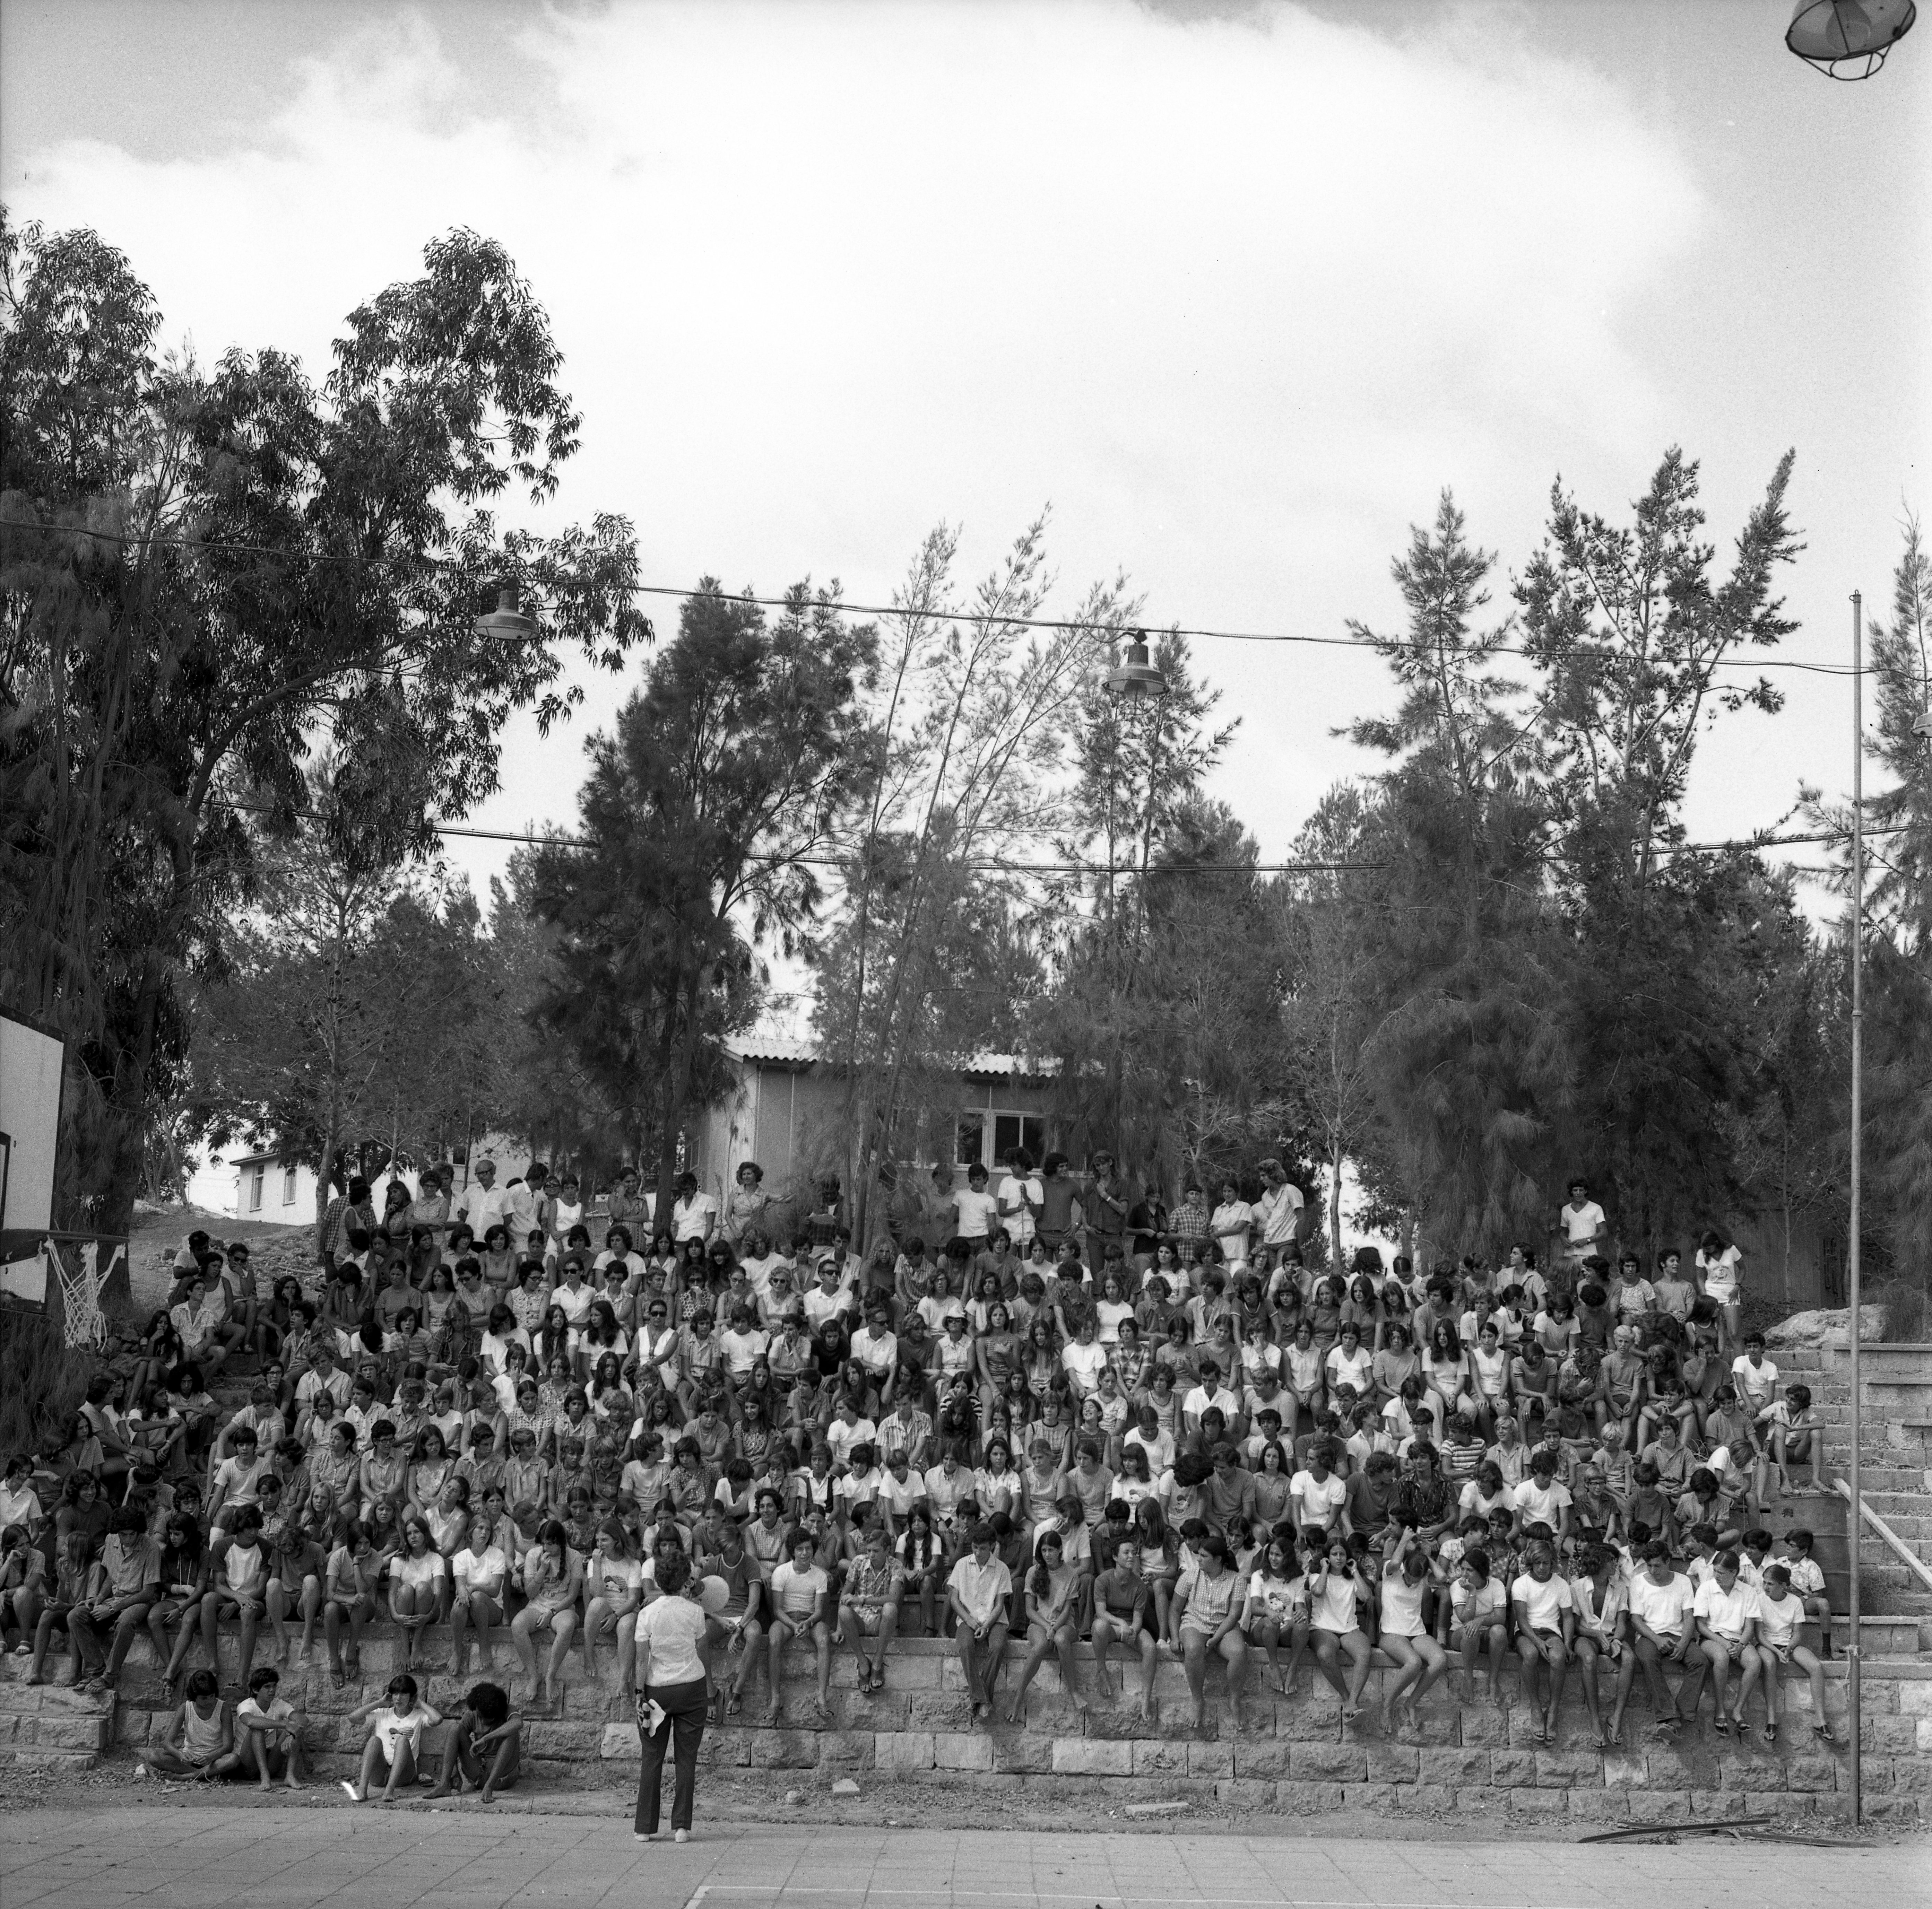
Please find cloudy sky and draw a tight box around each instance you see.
[5,0,1928,912]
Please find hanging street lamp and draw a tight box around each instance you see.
[1786,0,1916,78]
[1103,629,1167,701]
[475,578,535,643]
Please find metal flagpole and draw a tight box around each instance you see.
[1848,589,1864,1825]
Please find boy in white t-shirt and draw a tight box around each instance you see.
[1509,1544,1574,1744]
[1754,1563,1830,1745]
[1556,1180,1607,1269]
[953,1163,1000,1244]
[1692,1549,1762,1733]
[1730,1336,1779,1415]
[765,1530,832,1723]
[1625,1542,1707,1732]
[343,1673,442,1803]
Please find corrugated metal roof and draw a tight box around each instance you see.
[725,1037,1058,1078]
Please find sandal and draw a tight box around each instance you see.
[1763,1723,1778,1746]
[1815,1722,1835,1743]
[725,1692,743,1717]
[1711,1717,1731,1737]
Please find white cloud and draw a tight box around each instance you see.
[10,0,1712,877]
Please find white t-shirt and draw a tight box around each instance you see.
[1562,1201,1606,1245]
[1290,1470,1347,1530]
[1698,1245,1743,1301]
[995,1175,1041,1245]
[395,1550,445,1594]
[672,1192,719,1243]
[1628,1570,1697,1640]
[1256,1182,1305,1247]
[1755,1588,1802,1650]
[1512,1476,1573,1529]
[1210,1200,1255,1260]
[1325,1346,1374,1394]
[453,1544,509,1600]
[1062,1340,1108,1395]
[1693,1576,1761,1645]
[1731,1354,1779,1407]
[1511,1571,1573,1634]
[770,1560,830,1623]
[371,1702,441,1760]
[954,1188,1000,1241]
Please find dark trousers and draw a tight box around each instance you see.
[635,1677,707,1833]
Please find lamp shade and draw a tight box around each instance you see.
[1786,0,1916,77]
[1103,631,1167,700]
[475,579,535,643]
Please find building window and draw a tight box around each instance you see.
[282,1165,297,1206]
[247,1165,265,1212]
[956,1115,985,1168]
[990,1113,1045,1167]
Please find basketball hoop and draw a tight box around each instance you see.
[1786,0,1917,78]
[46,1239,116,1349]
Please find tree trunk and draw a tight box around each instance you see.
[1328,1141,1345,1271]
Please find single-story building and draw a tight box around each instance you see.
[686,1037,1060,1205]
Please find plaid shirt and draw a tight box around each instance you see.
[1169,1198,1211,1247]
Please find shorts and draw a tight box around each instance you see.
[845,1605,886,1636]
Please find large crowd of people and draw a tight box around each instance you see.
[0,1149,1839,1794]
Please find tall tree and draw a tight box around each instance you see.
[533,582,879,1213]
[0,211,648,1235]
[812,518,1133,1238]
[1348,493,1575,1261]
[1516,448,1805,1245]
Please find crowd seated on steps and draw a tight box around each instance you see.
[0,1153,1840,1778]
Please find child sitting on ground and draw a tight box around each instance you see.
[343,1672,442,1804]
[425,1680,521,1803]
[233,1664,307,1790]
[139,1667,233,1779]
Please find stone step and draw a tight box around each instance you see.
[0,1745,98,1771]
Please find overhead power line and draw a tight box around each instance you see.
[0,514,1860,677]
[207,800,1898,869]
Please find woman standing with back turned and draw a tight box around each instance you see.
[633,1549,711,1844]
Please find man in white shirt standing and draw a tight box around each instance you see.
[458,1159,511,1241]
[1255,1159,1304,1255]
[995,1149,1041,1249]
[1554,1179,1608,1274]
[953,1163,1000,1248]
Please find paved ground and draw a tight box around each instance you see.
[2,1811,1927,1909]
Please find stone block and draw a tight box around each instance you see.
[908,1693,977,1732]
[1488,1747,1536,1788]
[1185,1739,1233,1777]
[1274,1780,1344,1812]
[1601,1749,1648,1790]
[1389,1783,1456,1817]
[748,1729,820,1770]
[522,1720,602,1758]
[1897,1681,1932,1715]
[1401,1708,1461,1745]
[932,1732,993,1771]
[1810,1794,1857,1822]
[1860,1716,1917,1754]
[1747,1791,1807,1818]
[1366,1744,1420,1783]
[1456,1708,1509,1746]
[1050,1737,1131,1776]
[1888,1754,1932,1793]
[1621,1791,1692,1823]
[1132,1738,1188,1776]
[1566,1789,1629,1823]
[1215,1779,1276,1809]
[989,1733,1051,1774]
[1784,1756,1838,1793]
[1534,1750,1598,1789]
[1418,1747,1490,1788]
[1918,1718,1932,1755]
[1861,1796,1921,1826]
[815,1731,876,1768]
[598,1722,640,1760]
[1506,1788,1568,1820]
[1719,1754,1784,1792]
[1289,1741,1368,1782]
[1022,1693,1085,1735]
[1341,1782,1399,1815]
[874,1732,935,1773]
[840,1692,912,1733]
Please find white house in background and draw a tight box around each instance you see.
[183,1141,318,1224]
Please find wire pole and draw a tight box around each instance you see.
[1848,588,1864,1825]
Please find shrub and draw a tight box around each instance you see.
[0,1304,96,1456]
